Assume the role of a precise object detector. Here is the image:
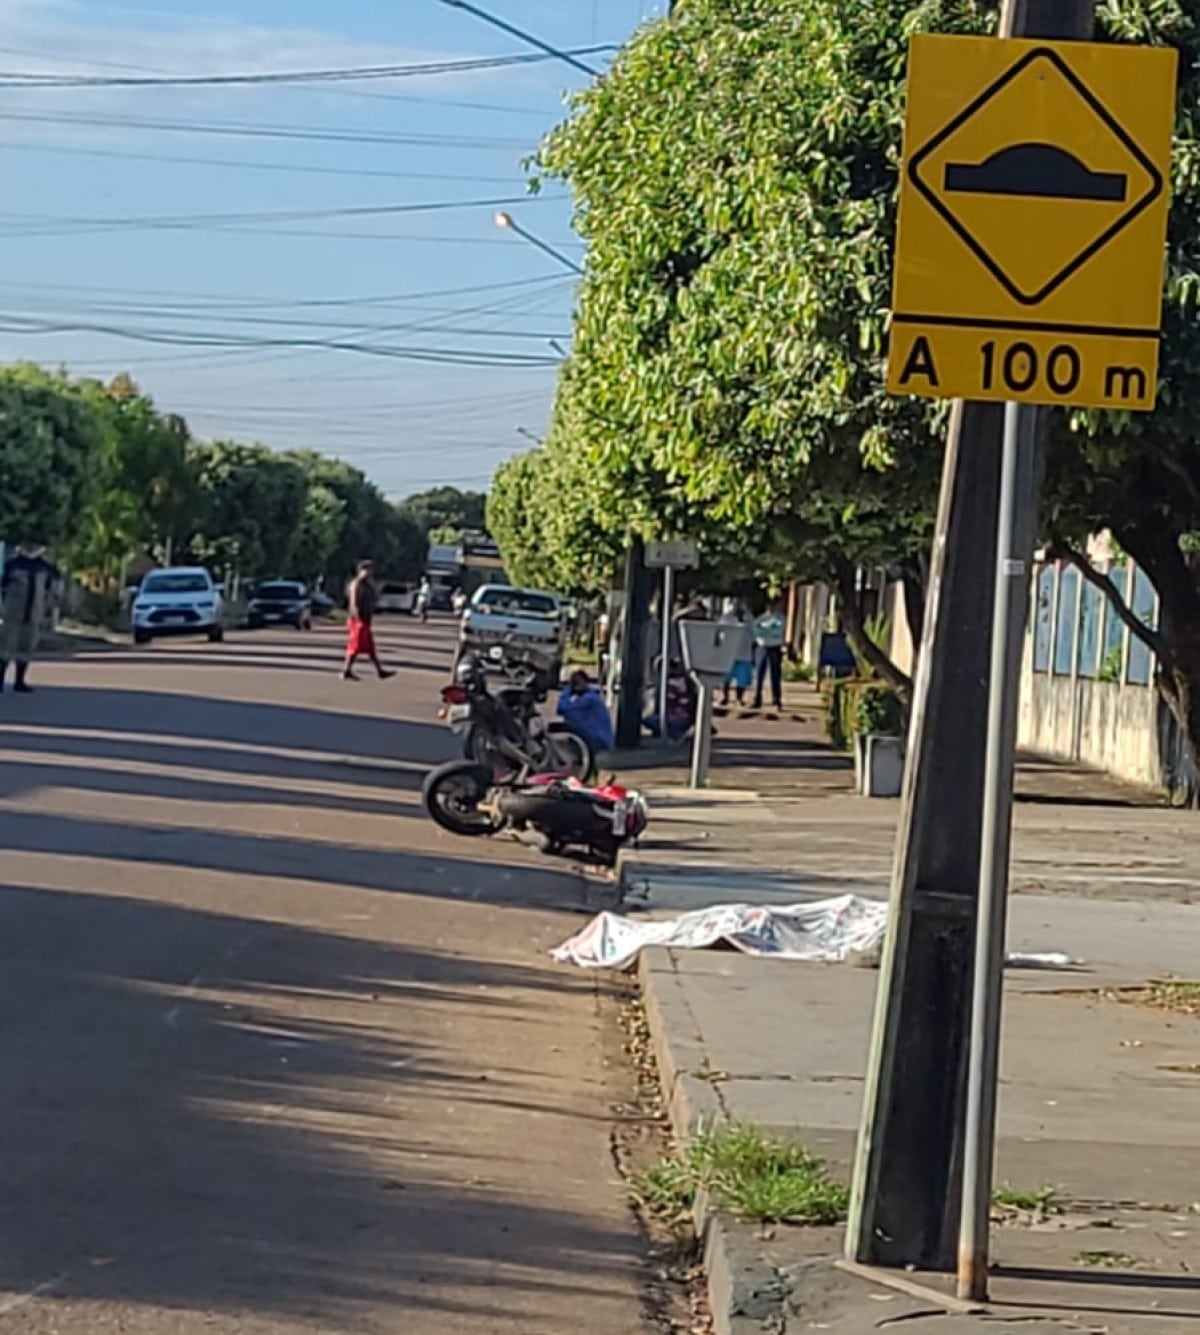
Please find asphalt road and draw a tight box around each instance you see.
[0,617,647,1334]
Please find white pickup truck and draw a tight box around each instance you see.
[459,584,566,678]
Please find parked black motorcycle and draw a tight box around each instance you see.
[439,649,596,782]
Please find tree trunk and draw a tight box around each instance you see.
[830,554,913,704]
[1113,524,1200,806]
[899,558,927,667]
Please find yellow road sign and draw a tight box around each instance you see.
[887,35,1177,411]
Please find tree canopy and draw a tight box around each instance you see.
[497,0,1200,745]
[0,365,428,594]
[497,0,995,684]
[398,486,488,543]
[0,365,113,552]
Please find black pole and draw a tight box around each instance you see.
[615,538,652,749]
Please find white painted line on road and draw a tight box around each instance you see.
[0,1275,66,1313]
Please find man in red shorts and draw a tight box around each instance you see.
[342,561,395,681]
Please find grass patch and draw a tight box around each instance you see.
[629,1123,849,1232]
[1146,980,1200,1015]
[992,1183,1063,1220]
[784,659,815,684]
[1077,1249,1139,1269]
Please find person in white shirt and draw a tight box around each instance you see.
[752,599,786,713]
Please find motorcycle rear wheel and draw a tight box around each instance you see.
[546,725,596,783]
[422,761,499,836]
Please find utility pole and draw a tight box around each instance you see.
[847,0,1095,1277]
[614,0,679,748]
[615,538,652,748]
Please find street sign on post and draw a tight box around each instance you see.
[855,6,1179,1301]
[645,539,699,570]
[678,621,738,789]
[887,36,1177,411]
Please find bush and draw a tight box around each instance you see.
[824,678,903,750]
[854,682,903,738]
[824,679,850,750]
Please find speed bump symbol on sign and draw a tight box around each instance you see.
[887,35,1177,412]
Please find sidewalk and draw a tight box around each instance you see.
[613,697,1200,1333]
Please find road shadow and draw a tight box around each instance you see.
[0,885,637,1325]
[0,807,603,909]
[0,756,423,819]
[712,736,854,772]
[611,733,853,775]
[0,684,456,770]
[989,1264,1200,1322]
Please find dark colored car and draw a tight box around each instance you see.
[247,581,312,630]
[428,582,455,612]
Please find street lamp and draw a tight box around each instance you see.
[516,426,544,445]
[494,210,584,276]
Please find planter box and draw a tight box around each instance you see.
[855,732,905,799]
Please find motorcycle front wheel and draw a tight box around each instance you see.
[422,761,499,836]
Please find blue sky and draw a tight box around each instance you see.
[0,0,666,496]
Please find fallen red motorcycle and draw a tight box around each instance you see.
[421,762,648,866]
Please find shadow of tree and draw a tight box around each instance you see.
[0,757,424,817]
[0,686,451,766]
[2,807,605,909]
[0,885,639,1327]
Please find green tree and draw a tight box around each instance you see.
[0,364,108,551]
[290,452,426,587]
[74,376,195,577]
[187,440,308,577]
[530,0,1200,765]
[398,486,488,540]
[529,0,993,692]
[290,482,346,584]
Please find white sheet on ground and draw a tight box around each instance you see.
[551,896,1084,971]
[551,895,887,969]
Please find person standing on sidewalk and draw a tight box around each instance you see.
[1,538,59,694]
[341,561,395,681]
[752,599,786,714]
[718,599,754,710]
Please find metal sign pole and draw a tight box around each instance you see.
[689,681,714,788]
[956,401,1039,1299]
[956,0,1095,1302]
[660,564,674,749]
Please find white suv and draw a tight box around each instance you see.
[131,567,225,645]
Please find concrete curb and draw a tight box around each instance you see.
[635,945,851,1335]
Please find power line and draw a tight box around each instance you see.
[0,194,564,240]
[437,1,602,78]
[168,386,550,415]
[0,313,563,367]
[0,139,534,186]
[0,107,534,150]
[0,46,615,89]
[0,273,570,311]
